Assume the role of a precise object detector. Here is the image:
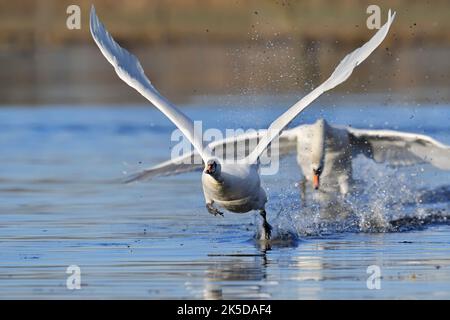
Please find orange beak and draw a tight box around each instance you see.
[313,173,320,190]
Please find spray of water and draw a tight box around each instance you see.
[266,159,450,240]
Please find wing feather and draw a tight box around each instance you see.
[90,6,211,161]
[349,128,450,170]
[246,10,396,164]
[126,127,299,182]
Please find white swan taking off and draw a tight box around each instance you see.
[90,6,395,239]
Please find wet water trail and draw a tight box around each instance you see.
[0,103,449,299]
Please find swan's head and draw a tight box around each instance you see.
[204,158,221,177]
[311,166,323,190]
[311,119,326,190]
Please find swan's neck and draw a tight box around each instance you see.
[311,119,326,166]
[207,171,224,184]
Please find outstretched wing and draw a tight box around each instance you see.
[90,6,211,161]
[348,128,450,170]
[124,153,204,183]
[125,127,300,182]
[246,10,396,164]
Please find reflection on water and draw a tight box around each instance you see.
[0,102,450,299]
[190,253,271,300]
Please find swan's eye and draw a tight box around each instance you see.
[206,161,216,174]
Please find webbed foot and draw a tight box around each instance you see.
[206,203,224,217]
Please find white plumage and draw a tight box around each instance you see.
[293,119,450,195]
[134,119,450,197]
[90,6,395,239]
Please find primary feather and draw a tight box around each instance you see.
[246,10,396,164]
[90,6,211,162]
[349,128,450,170]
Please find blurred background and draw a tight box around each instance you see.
[1,0,449,105]
[1,1,450,300]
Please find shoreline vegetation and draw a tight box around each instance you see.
[1,0,449,48]
[0,0,449,105]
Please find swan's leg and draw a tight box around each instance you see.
[259,209,272,240]
[299,176,307,207]
[206,202,224,217]
[338,175,350,197]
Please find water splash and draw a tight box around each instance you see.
[267,161,450,239]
